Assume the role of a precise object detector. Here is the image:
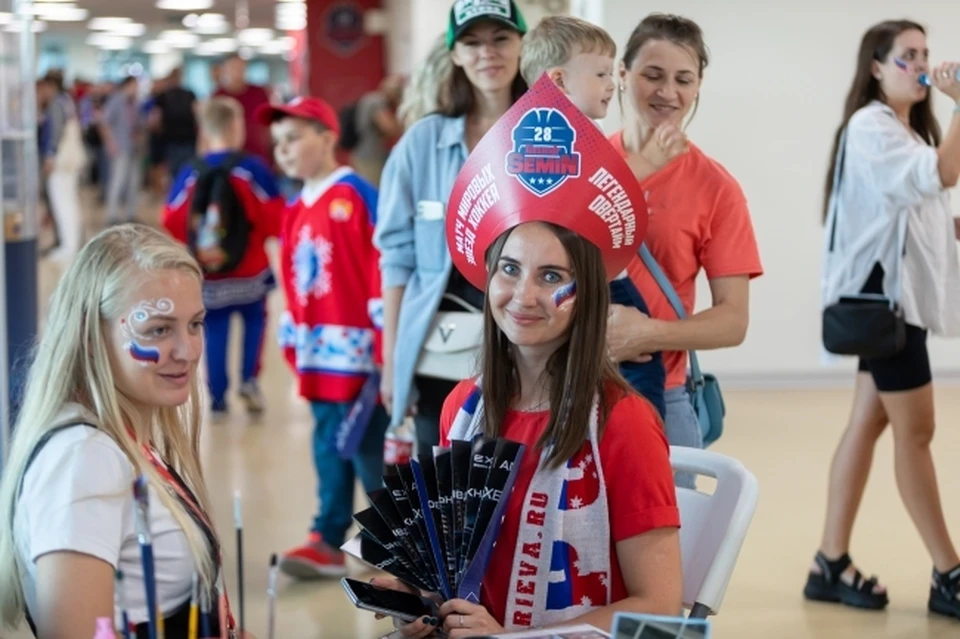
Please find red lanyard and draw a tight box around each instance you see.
[140,444,216,536]
[133,433,237,636]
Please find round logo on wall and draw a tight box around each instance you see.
[321,2,366,56]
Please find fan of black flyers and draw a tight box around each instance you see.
[343,435,525,604]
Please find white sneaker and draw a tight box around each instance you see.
[238,380,265,415]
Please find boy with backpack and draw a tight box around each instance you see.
[162,96,283,420]
[255,96,389,577]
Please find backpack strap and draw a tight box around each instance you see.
[637,244,705,389]
[220,151,246,173]
[17,422,97,504]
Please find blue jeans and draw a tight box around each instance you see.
[664,386,703,489]
[203,298,267,408]
[311,400,390,547]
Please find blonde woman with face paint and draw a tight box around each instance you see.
[0,225,252,638]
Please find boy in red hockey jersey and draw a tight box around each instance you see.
[162,96,283,419]
[256,97,388,577]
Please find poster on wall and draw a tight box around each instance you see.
[306,0,385,109]
[320,1,367,57]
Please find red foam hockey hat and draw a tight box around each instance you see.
[445,74,648,291]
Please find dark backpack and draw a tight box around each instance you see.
[337,101,361,151]
[186,153,251,274]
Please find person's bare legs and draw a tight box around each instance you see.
[811,372,888,593]
[880,382,960,573]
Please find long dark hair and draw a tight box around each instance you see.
[437,67,528,118]
[437,20,528,118]
[478,223,631,470]
[822,20,941,221]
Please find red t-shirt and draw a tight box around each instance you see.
[439,380,680,626]
[609,132,764,389]
[214,84,272,165]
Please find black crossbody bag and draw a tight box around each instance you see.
[821,126,907,359]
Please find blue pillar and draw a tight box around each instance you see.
[5,237,37,423]
[0,2,39,467]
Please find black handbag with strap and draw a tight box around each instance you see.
[821,126,907,359]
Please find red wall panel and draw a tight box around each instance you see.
[305,0,387,110]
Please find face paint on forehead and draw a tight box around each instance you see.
[127,298,175,326]
[552,280,576,308]
[120,298,174,366]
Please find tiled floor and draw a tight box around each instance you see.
[7,196,960,637]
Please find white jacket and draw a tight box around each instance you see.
[821,100,960,339]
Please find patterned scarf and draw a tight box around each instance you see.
[447,380,611,630]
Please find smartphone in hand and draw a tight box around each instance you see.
[340,577,439,623]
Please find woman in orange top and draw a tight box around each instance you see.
[607,14,763,487]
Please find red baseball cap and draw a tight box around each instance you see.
[446,74,648,291]
[255,96,340,134]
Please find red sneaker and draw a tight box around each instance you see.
[279,533,347,579]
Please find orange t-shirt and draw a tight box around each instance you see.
[609,132,764,390]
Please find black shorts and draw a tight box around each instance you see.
[857,324,931,392]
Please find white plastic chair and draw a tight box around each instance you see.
[670,446,759,619]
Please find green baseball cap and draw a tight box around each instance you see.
[446,0,528,49]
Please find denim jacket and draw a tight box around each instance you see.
[374,114,469,424]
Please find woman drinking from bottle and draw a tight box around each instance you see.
[810,19,960,620]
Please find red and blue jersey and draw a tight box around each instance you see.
[277,166,383,403]
[161,151,283,309]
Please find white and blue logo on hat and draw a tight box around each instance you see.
[505,107,581,197]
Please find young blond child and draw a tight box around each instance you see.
[522,15,688,165]
[520,15,617,120]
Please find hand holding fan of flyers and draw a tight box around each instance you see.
[342,73,649,628]
[344,437,526,604]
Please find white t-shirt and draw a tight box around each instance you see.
[14,404,200,629]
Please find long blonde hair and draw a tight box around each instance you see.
[396,34,453,129]
[0,224,217,628]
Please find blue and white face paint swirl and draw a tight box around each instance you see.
[120,298,175,366]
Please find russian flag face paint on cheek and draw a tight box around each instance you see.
[552,281,577,309]
[128,340,160,364]
[894,57,910,73]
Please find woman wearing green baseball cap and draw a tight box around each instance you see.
[373,0,528,461]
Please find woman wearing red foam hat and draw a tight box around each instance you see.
[374,0,529,460]
[369,77,682,638]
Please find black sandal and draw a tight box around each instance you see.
[803,551,889,610]
[929,565,960,620]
